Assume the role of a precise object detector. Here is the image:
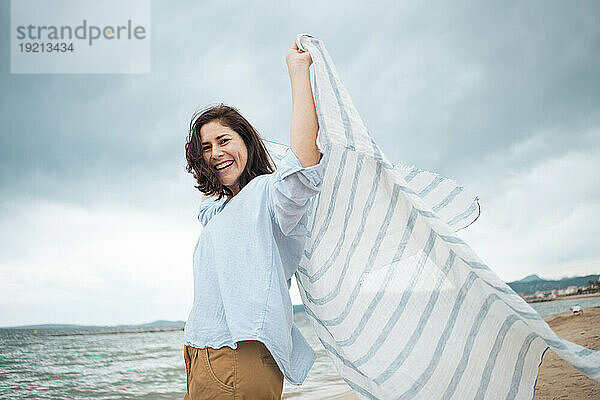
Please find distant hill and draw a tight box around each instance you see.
[519,274,543,282]
[2,320,185,330]
[140,320,185,327]
[507,274,599,295]
[5,323,82,329]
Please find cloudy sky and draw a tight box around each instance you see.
[1,1,599,327]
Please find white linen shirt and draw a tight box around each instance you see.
[183,147,326,385]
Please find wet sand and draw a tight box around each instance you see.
[331,306,600,400]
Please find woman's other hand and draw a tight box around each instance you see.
[286,40,312,73]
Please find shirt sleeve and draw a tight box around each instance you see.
[267,147,326,236]
[197,196,222,227]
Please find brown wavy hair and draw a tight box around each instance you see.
[185,103,276,199]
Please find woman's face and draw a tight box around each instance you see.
[200,120,248,196]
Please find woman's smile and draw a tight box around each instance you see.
[215,160,234,172]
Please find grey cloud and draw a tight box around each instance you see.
[1,0,599,325]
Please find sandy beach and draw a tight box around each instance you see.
[331,306,600,400]
[534,305,600,399]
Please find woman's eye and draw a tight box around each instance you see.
[202,146,210,152]
[220,139,229,145]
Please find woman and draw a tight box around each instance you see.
[182,39,323,399]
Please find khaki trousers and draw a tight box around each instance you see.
[183,340,284,399]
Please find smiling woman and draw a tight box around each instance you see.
[181,37,324,399]
[185,104,276,200]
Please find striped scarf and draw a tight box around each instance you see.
[263,33,599,400]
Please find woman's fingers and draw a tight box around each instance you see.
[286,38,311,69]
[292,41,305,53]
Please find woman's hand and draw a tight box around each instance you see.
[286,40,312,74]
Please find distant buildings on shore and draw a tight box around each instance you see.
[518,279,600,302]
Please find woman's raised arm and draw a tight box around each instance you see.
[286,40,321,168]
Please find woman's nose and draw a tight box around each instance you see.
[211,146,225,160]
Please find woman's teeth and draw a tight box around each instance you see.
[215,161,234,171]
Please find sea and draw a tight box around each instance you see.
[1,297,599,400]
